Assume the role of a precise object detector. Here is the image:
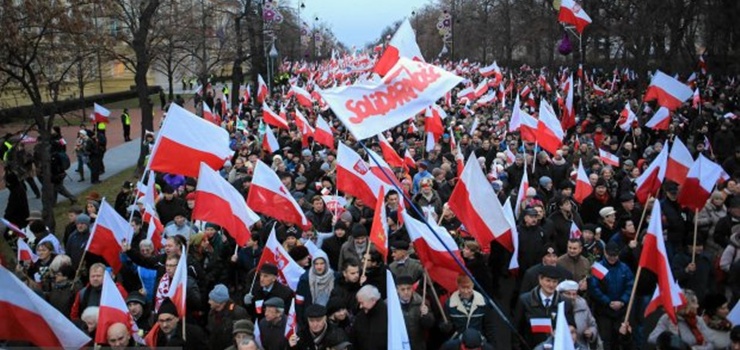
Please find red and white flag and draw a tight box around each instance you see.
[561,75,576,130]
[502,198,520,270]
[262,102,289,130]
[386,269,412,348]
[284,299,297,339]
[644,70,693,111]
[530,318,553,334]
[618,103,637,132]
[86,200,133,273]
[402,211,466,293]
[592,84,608,96]
[146,215,166,252]
[666,138,694,185]
[16,239,38,263]
[474,78,490,98]
[514,162,529,219]
[558,0,591,33]
[366,148,404,191]
[373,19,424,76]
[336,143,385,207]
[574,159,592,204]
[95,271,138,344]
[692,88,701,109]
[569,222,582,239]
[450,126,465,178]
[403,149,417,170]
[248,161,310,230]
[645,106,671,130]
[1,218,26,238]
[378,133,404,168]
[314,115,335,150]
[92,103,111,123]
[448,154,513,251]
[369,187,389,259]
[320,58,462,141]
[635,142,668,203]
[510,96,538,143]
[598,149,620,167]
[457,85,476,101]
[294,109,315,148]
[290,85,314,109]
[677,154,729,212]
[536,100,565,155]
[168,247,188,317]
[257,74,269,104]
[203,103,220,125]
[147,103,232,177]
[0,266,91,348]
[193,163,259,247]
[262,124,281,154]
[640,201,685,323]
[591,261,609,280]
[479,61,503,82]
[258,227,304,290]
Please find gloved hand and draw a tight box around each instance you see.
[243,293,254,305]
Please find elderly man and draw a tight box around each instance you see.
[244,263,293,320]
[557,280,600,348]
[225,319,255,350]
[257,297,290,349]
[388,240,424,284]
[208,284,248,350]
[151,298,208,349]
[288,304,348,349]
[444,274,496,347]
[350,285,387,350]
[397,275,435,350]
[106,322,135,350]
[65,213,92,269]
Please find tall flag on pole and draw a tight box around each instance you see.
[86,200,134,273]
[387,270,412,349]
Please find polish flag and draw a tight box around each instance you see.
[294,109,315,148]
[474,78,490,98]
[403,149,417,170]
[314,115,335,150]
[677,154,729,212]
[561,75,576,130]
[248,161,310,230]
[257,74,269,103]
[258,227,304,290]
[698,55,707,75]
[262,102,289,130]
[147,103,232,177]
[369,187,389,259]
[618,103,637,132]
[336,143,385,207]
[387,270,412,348]
[284,299,297,339]
[86,200,133,273]
[168,247,188,317]
[424,105,445,140]
[536,100,565,155]
[193,163,259,247]
[592,84,607,96]
[510,96,538,143]
[290,85,314,109]
[243,84,251,106]
[692,88,701,109]
[640,201,685,323]
[203,103,220,125]
[140,172,163,250]
[479,62,503,82]
[598,149,620,167]
[475,91,497,106]
[457,86,476,101]
[407,119,419,134]
[519,85,532,99]
[448,154,513,251]
[16,239,38,263]
[402,211,466,293]
[558,0,591,33]
[514,162,529,219]
[0,266,91,348]
[646,106,671,130]
[262,124,280,154]
[502,198,520,270]
[504,149,516,166]
[635,142,668,204]
[449,126,465,178]
[530,318,553,334]
[574,159,592,204]
[373,18,424,76]
[365,148,404,194]
[591,261,609,280]
[1,218,26,238]
[378,133,404,168]
[644,70,693,110]
[95,271,138,344]
[538,75,552,93]
[92,103,111,123]
[569,222,582,239]
[666,138,694,185]
[146,215,166,252]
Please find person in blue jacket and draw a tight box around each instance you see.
[588,241,634,350]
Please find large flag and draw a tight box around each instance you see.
[320,58,462,140]
[536,100,565,155]
[336,143,385,207]
[258,227,304,290]
[373,19,424,76]
[561,75,576,130]
[448,155,513,251]
[248,161,310,230]
[553,301,576,350]
[314,115,335,150]
[644,70,693,110]
[92,103,111,123]
[369,187,389,259]
[677,154,729,211]
[193,163,259,247]
[387,270,412,349]
[262,102,290,130]
[645,106,671,130]
[147,103,231,177]
[558,0,592,33]
[635,142,668,203]
[574,159,592,204]
[257,74,269,103]
[86,200,133,273]
[0,266,91,348]
[666,138,694,186]
[618,102,637,132]
[640,201,685,323]
[95,271,138,344]
[378,133,404,168]
[402,212,466,293]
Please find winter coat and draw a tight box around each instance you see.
[720,232,740,272]
[321,234,348,271]
[547,210,584,254]
[258,316,289,350]
[648,314,713,350]
[513,287,569,350]
[516,224,554,272]
[305,208,333,233]
[289,321,348,350]
[153,320,209,350]
[661,198,693,250]
[571,296,602,348]
[445,290,496,343]
[338,239,374,272]
[350,300,388,350]
[400,293,435,350]
[672,251,715,302]
[45,280,77,317]
[389,257,425,284]
[247,279,294,320]
[464,253,494,295]
[588,258,634,319]
[206,300,248,350]
[412,190,444,218]
[557,254,591,283]
[697,202,727,238]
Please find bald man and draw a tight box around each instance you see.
[106,322,133,350]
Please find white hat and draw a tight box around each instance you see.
[78,130,87,136]
[556,280,579,292]
[599,206,616,218]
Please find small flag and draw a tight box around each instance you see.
[591,261,609,280]
[530,318,553,334]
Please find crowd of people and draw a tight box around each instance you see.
[3,57,740,350]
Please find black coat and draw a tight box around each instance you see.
[248,280,294,320]
[321,234,348,271]
[154,321,209,350]
[207,301,248,350]
[350,300,388,350]
[513,287,571,350]
[516,224,553,273]
[546,210,583,254]
[289,321,348,350]
[258,316,289,350]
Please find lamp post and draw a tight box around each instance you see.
[268,41,278,91]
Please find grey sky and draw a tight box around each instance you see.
[296,0,432,48]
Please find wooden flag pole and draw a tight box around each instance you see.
[424,271,449,323]
[623,266,643,324]
[691,208,699,264]
[359,240,373,282]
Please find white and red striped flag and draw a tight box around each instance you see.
[644,70,693,110]
[257,74,269,103]
[569,222,582,239]
[262,124,281,154]
[16,239,38,263]
[598,149,620,167]
[290,85,314,109]
[92,103,111,123]
[261,102,289,130]
[378,133,404,168]
[86,200,133,273]
[666,138,694,186]
[574,159,592,204]
[591,261,609,280]
[403,149,416,170]
[95,271,139,344]
[502,198,520,270]
[369,187,389,259]
[646,106,671,130]
[635,142,668,204]
[258,227,304,290]
[314,115,335,150]
[536,100,565,155]
[247,161,310,230]
[530,318,553,334]
[373,19,424,76]
[677,154,729,212]
[294,109,315,148]
[561,75,576,131]
[514,162,529,219]
[558,0,591,33]
[336,143,386,208]
[618,102,637,132]
[284,299,297,339]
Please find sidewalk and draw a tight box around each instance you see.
[0,137,142,212]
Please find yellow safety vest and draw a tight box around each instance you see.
[97,122,106,131]
[2,141,12,161]
[123,113,131,126]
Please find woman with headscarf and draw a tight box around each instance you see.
[296,252,335,328]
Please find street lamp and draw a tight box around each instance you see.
[268,41,278,91]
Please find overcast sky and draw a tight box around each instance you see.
[295,0,432,48]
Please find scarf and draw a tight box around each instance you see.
[703,314,732,332]
[311,322,329,345]
[354,241,367,257]
[683,312,705,345]
[309,262,335,306]
[155,274,171,312]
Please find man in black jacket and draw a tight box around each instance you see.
[153,298,208,350]
[257,297,290,349]
[513,265,571,350]
[322,222,349,270]
[289,304,348,349]
[243,263,293,320]
[350,285,387,350]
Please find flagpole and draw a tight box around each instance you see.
[71,250,88,291]
[360,238,373,282]
[691,208,699,264]
[423,271,448,324]
[634,194,656,244]
[623,266,643,324]
[128,170,149,223]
